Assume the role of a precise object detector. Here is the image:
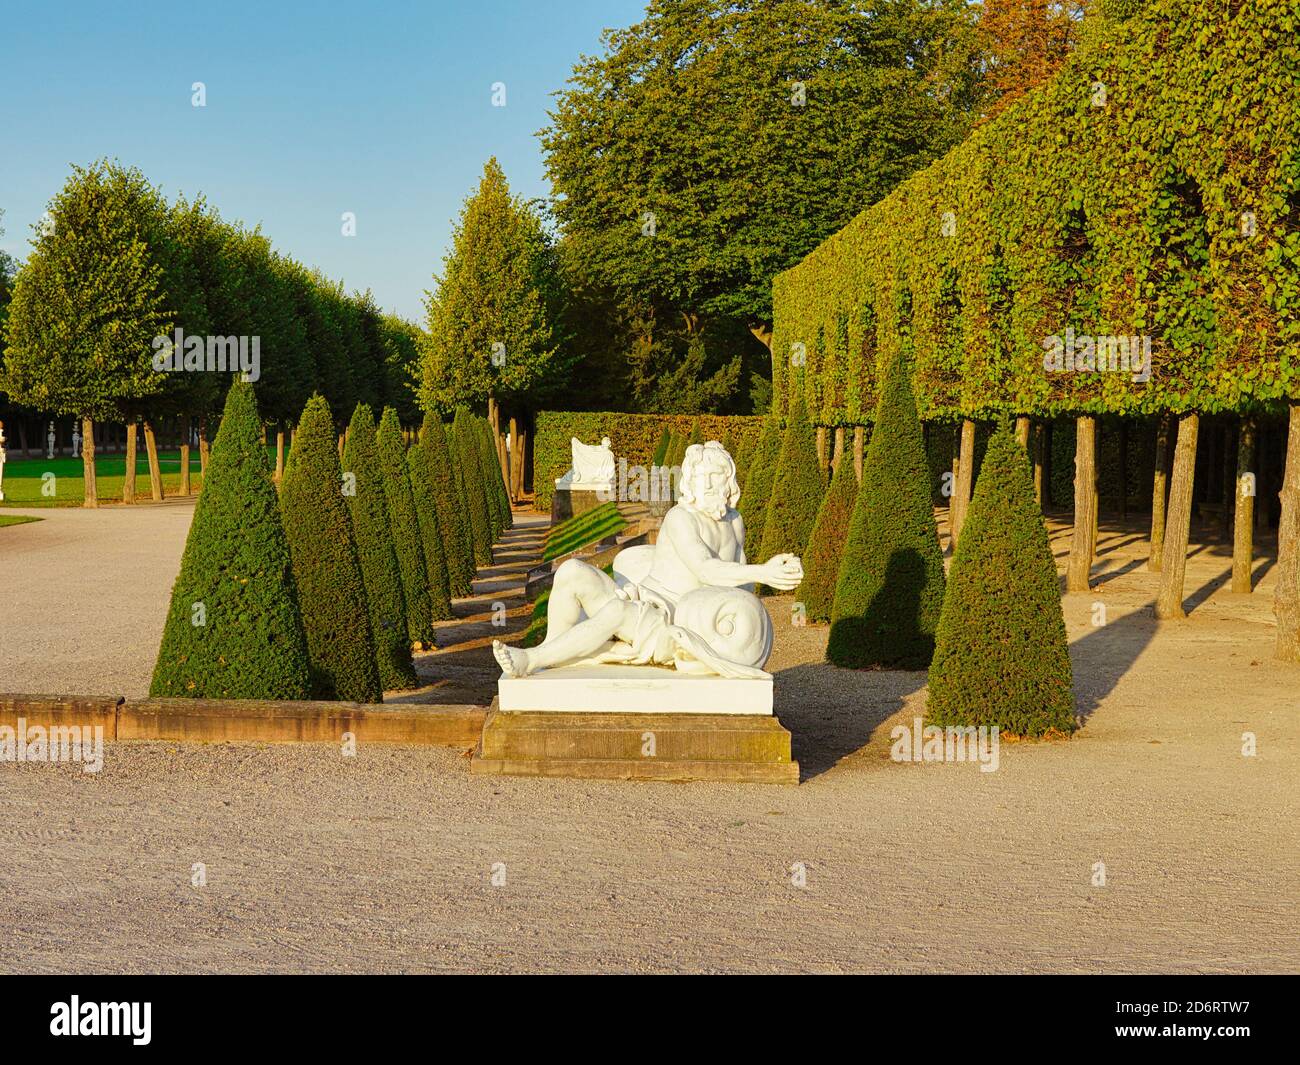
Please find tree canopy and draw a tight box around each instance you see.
[541,0,985,341]
[420,158,570,414]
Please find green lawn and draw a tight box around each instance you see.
[0,450,205,506]
[0,514,42,528]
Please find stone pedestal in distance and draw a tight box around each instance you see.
[551,486,610,524]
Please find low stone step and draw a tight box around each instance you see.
[471,706,799,784]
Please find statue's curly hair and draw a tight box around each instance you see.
[679,441,740,510]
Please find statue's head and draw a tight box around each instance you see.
[679,441,740,520]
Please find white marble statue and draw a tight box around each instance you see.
[495,440,803,681]
[555,435,616,491]
[71,425,81,458]
[0,422,7,501]
[46,421,56,460]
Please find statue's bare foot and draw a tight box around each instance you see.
[493,640,531,678]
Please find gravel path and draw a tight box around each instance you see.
[0,505,1296,972]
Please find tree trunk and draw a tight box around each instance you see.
[338,430,346,460]
[275,427,286,484]
[81,417,98,508]
[143,421,164,501]
[951,418,976,548]
[518,425,530,495]
[180,415,192,496]
[1015,415,1029,448]
[1149,414,1170,571]
[1232,417,1256,594]
[1220,422,1236,538]
[507,416,519,501]
[853,425,864,481]
[198,418,211,483]
[815,426,828,472]
[1274,406,1300,660]
[1155,413,1200,620]
[1118,421,1129,520]
[1032,422,1045,505]
[833,426,846,473]
[1091,420,1101,561]
[1067,415,1097,592]
[123,422,138,505]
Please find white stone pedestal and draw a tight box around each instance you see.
[497,664,773,715]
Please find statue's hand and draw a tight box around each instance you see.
[761,553,804,591]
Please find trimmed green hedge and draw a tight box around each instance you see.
[927,424,1076,735]
[533,412,767,511]
[771,0,1300,423]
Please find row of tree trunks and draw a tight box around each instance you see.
[1274,405,1300,660]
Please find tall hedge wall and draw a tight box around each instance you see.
[770,0,1300,425]
[533,412,767,511]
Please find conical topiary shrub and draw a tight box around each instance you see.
[827,359,945,669]
[739,418,781,561]
[151,380,311,699]
[421,414,473,598]
[408,418,454,617]
[343,404,418,690]
[375,407,438,645]
[475,415,510,536]
[733,432,755,489]
[280,393,382,702]
[651,426,672,467]
[685,417,704,451]
[758,398,825,564]
[799,449,859,623]
[927,425,1075,735]
[453,408,493,566]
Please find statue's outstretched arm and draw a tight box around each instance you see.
[662,509,766,588]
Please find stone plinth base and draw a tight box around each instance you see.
[497,665,772,715]
[551,487,611,524]
[471,704,799,784]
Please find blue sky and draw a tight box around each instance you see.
[0,0,646,321]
